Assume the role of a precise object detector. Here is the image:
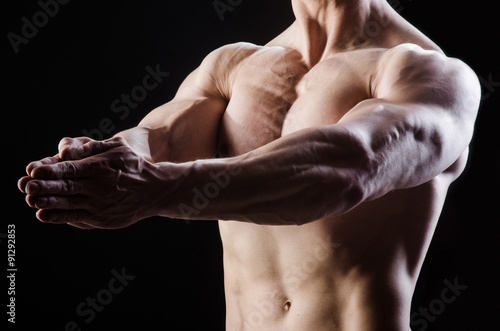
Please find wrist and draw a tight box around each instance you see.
[144,160,191,219]
[152,157,244,220]
[114,127,155,162]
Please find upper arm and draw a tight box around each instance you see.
[138,43,257,162]
[373,43,480,131]
[337,44,481,195]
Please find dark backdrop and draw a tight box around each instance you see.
[3,0,499,330]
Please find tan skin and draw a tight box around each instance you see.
[19,0,480,330]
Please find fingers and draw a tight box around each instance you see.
[31,158,103,180]
[36,209,93,224]
[21,136,130,230]
[18,176,32,193]
[27,137,129,180]
[17,158,81,195]
[58,137,93,160]
[24,178,91,212]
[58,137,127,161]
[26,194,89,211]
[21,156,63,192]
[23,179,98,229]
[24,179,89,196]
[30,161,75,180]
[26,156,61,176]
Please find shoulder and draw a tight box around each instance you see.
[202,42,301,70]
[375,43,479,87]
[202,42,261,65]
[196,42,261,81]
[373,43,480,109]
[192,42,262,99]
[198,42,299,99]
[376,43,466,67]
[200,42,269,79]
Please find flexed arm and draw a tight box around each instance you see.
[17,43,257,229]
[150,45,481,225]
[120,43,258,163]
[19,45,480,228]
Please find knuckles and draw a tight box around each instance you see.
[58,136,130,163]
[23,135,145,229]
[61,179,75,193]
[59,137,94,160]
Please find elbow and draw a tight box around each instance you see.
[332,167,371,214]
[337,134,381,206]
[316,128,381,218]
[297,165,372,226]
[299,173,367,225]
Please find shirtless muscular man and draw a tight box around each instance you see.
[18,0,480,330]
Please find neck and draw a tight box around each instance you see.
[290,0,391,65]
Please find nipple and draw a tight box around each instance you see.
[284,301,292,312]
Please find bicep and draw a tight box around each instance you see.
[139,47,230,130]
[337,99,451,192]
[372,44,481,140]
[139,66,227,136]
[138,51,230,162]
[138,96,226,163]
[140,42,255,132]
[336,47,480,193]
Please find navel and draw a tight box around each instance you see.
[284,301,292,312]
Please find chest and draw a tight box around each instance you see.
[217,48,376,157]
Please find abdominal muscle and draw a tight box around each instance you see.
[219,178,449,331]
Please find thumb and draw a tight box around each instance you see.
[58,137,94,160]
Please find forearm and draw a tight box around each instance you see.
[155,126,371,225]
[152,100,472,226]
[114,127,156,162]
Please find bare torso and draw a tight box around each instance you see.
[215,21,467,331]
[16,2,477,329]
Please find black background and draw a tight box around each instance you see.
[2,0,499,330]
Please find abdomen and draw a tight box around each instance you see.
[220,179,448,330]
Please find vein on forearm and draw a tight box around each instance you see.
[165,126,371,225]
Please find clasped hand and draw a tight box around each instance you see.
[18,137,162,229]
